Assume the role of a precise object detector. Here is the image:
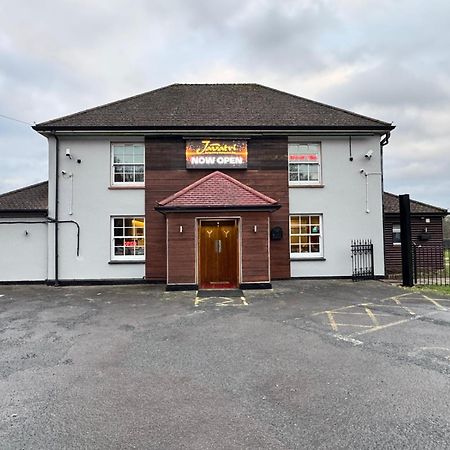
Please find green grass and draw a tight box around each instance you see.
[411,284,450,296]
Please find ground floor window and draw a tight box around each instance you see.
[111,217,145,260]
[290,214,322,257]
[393,224,401,245]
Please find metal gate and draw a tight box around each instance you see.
[413,243,450,286]
[351,239,374,281]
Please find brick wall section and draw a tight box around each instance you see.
[145,136,290,281]
[166,212,269,285]
[384,214,444,274]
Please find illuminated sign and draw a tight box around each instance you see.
[288,154,318,162]
[186,140,247,169]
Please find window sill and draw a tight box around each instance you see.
[109,185,145,190]
[290,257,326,261]
[108,260,145,264]
[289,184,325,188]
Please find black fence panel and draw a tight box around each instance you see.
[413,243,450,286]
[351,239,374,281]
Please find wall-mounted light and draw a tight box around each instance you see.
[253,225,257,233]
[179,225,183,233]
[24,230,29,236]
[65,148,72,159]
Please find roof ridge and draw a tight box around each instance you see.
[253,83,393,127]
[0,180,48,199]
[384,191,447,213]
[34,84,179,128]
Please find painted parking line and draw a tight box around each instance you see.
[313,292,449,342]
[194,293,248,307]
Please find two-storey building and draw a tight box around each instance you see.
[1,84,394,287]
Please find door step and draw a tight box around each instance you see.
[197,289,244,298]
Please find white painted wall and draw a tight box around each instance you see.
[50,136,145,280]
[289,135,385,277]
[0,219,48,281]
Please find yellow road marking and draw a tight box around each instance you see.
[422,295,446,311]
[335,323,373,328]
[330,311,392,316]
[327,311,338,332]
[392,297,415,315]
[365,307,380,326]
[349,310,442,337]
[312,303,374,316]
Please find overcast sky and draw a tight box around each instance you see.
[1,0,449,209]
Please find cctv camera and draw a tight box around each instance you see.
[65,148,72,159]
[364,150,373,159]
[61,170,67,175]
[360,169,365,174]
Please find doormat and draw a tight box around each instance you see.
[197,289,244,298]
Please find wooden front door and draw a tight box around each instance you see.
[199,220,239,289]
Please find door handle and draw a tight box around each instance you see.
[215,240,222,253]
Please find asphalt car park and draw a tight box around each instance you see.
[0,280,449,449]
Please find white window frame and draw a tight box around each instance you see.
[290,214,323,258]
[393,224,401,246]
[111,143,145,186]
[111,216,145,261]
[288,143,322,186]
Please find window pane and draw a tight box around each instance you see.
[290,216,299,225]
[291,236,299,244]
[114,218,123,227]
[309,164,319,181]
[291,245,300,253]
[291,226,300,234]
[113,146,124,163]
[298,164,309,181]
[311,225,320,234]
[114,246,124,256]
[124,246,134,256]
[134,147,144,163]
[311,216,320,225]
[301,244,309,253]
[301,217,309,225]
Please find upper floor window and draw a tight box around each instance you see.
[111,143,144,186]
[288,143,321,185]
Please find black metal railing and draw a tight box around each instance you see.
[351,239,374,281]
[413,244,450,286]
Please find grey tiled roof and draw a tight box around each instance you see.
[384,192,447,215]
[34,84,394,131]
[0,181,48,213]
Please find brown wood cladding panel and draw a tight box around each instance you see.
[241,213,270,282]
[384,215,444,274]
[145,136,290,281]
[167,214,196,284]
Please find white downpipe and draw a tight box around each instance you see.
[361,170,382,213]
